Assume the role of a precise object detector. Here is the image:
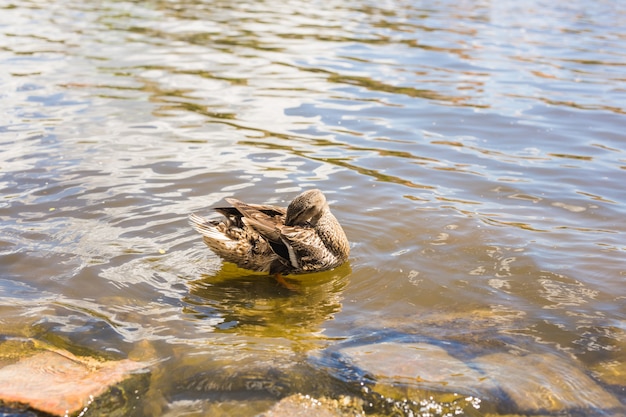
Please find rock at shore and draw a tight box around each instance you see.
[0,347,148,416]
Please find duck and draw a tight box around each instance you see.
[189,189,350,278]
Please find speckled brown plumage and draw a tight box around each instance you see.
[189,189,349,275]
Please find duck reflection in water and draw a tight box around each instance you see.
[189,189,350,288]
[184,263,352,337]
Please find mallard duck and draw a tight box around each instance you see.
[189,189,350,277]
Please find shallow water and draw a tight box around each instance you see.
[1,0,625,415]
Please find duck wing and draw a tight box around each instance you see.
[213,200,285,229]
[225,198,286,218]
[224,198,296,265]
[225,198,286,243]
[233,204,334,272]
[277,226,335,272]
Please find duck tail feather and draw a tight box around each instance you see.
[188,213,230,242]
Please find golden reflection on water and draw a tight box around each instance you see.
[184,263,352,340]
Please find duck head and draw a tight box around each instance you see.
[285,189,328,226]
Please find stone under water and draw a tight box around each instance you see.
[337,341,624,415]
[257,394,363,417]
[473,352,624,414]
[0,348,147,416]
[340,342,494,396]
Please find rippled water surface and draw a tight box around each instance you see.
[1,0,625,415]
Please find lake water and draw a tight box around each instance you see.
[1,0,625,415]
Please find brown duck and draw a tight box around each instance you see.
[189,189,350,277]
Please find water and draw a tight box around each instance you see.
[1,0,625,415]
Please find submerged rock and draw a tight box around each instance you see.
[257,394,364,417]
[339,342,494,397]
[335,340,624,416]
[591,359,626,387]
[0,347,148,416]
[473,352,624,415]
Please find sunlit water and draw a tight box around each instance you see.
[1,0,625,415]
